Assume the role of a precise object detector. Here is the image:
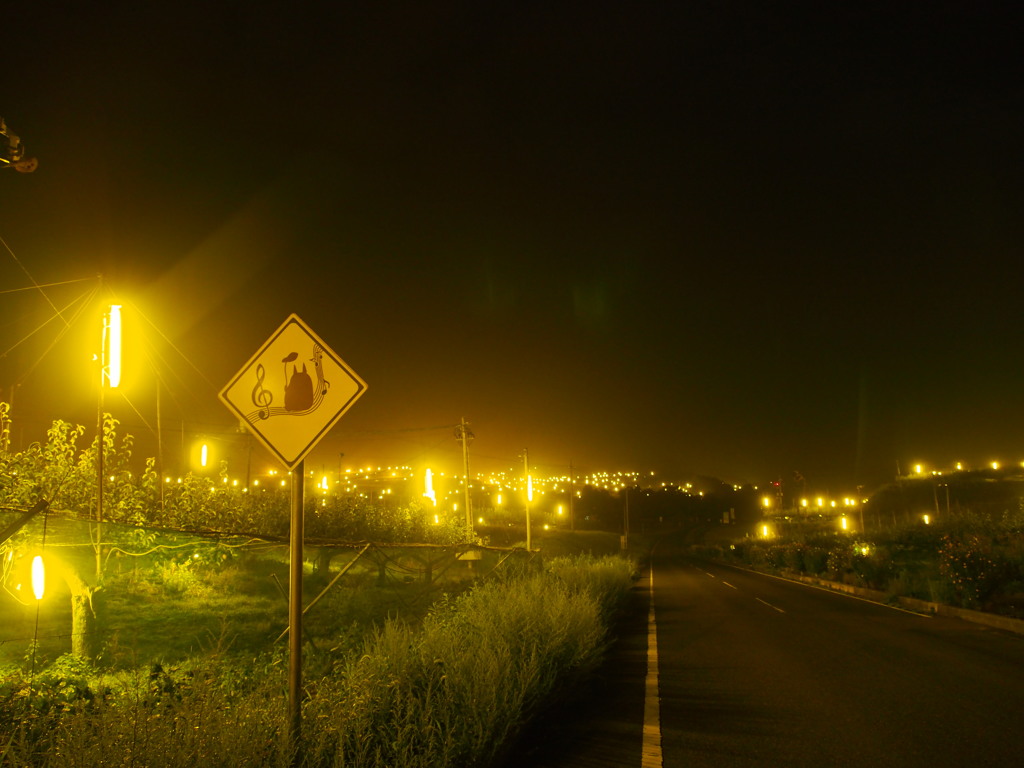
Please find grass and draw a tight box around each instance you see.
[0,553,636,767]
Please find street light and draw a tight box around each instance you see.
[105,304,122,388]
[31,555,45,600]
[97,303,123,538]
[423,468,437,506]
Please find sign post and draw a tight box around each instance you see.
[220,314,366,762]
[288,459,304,758]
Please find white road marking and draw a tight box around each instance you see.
[756,597,786,613]
[749,568,933,617]
[721,581,737,589]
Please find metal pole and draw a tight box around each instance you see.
[288,460,305,764]
[97,308,107,526]
[524,449,531,552]
[458,418,473,533]
[156,379,164,513]
[569,460,576,532]
[96,309,107,582]
[623,487,629,550]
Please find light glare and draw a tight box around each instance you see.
[31,556,45,600]
[107,304,122,388]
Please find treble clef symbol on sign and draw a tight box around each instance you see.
[251,363,273,419]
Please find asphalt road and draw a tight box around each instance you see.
[658,555,1024,767]
[502,546,1024,767]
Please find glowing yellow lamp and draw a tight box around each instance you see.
[107,304,122,388]
[31,555,45,600]
[423,468,437,506]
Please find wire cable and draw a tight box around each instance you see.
[0,234,75,328]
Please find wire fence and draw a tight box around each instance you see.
[0,509,537,671]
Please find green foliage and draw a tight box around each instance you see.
[305,497,472,545]
[0,406,479,545]
[938,533,999,606]
[710,513,1024,614]
[303,555,625,768]
[0,554,631,767]
[544,554,637,622]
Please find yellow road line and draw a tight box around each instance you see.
[641,563,663,767]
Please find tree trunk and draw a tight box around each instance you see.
[64,569,99,660]
[314,547,335,575]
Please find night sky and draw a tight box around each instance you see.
[2,2,1023,492]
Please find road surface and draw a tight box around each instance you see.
[502,546,1024,767]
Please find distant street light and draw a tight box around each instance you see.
[423,468,437,506]
[524,449,532,551]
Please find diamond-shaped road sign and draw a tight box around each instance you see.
[219,314,367,469]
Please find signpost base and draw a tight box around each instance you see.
[288,460,304,766]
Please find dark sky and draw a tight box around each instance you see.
[2,2,1023,492]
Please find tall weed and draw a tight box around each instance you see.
[1,554,632,768]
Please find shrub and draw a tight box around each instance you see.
[803,547,828,575]
[302,555,627,768]
[938,533,999,606]
[0,554,631,768]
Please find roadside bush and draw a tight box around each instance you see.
[783,543,806,573]
[803,547,828,575]
[302,555,625,768]
[938,533,999,606]
[545,554,636,622]
[852,545,894,590]
[0,554,631,768]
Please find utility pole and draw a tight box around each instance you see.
[622,486,629,551]
[523,448,532,551]
[156,379,164,513]
[568,460,576,532]
[455,418,474,533]
[856,485,865,533]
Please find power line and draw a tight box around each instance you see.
[0,234,74,328]
[0,277,96,295]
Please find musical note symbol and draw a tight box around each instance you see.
[313,346,330,396]
[251,363,273,419]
